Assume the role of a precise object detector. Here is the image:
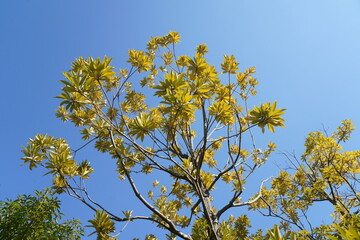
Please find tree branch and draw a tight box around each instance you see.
[109,131,193,240]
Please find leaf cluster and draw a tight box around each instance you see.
[250,120,360,239]
[0,189,83,240]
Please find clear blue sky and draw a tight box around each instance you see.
[2,0,360,238]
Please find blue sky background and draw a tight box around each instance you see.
[2,0,360,238]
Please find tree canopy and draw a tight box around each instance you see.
[0,189,84,240]
[21,32,360,240]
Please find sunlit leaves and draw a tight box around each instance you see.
[162,51,174,66]
[120,89,147,113]
[203,149,217,168]
[152,180,160,187]
[210,138,225,150]
[236,67,258,99]
[52,175,68,194]
[208,100,235,125]
[219,215,251,240]
[145,234,159,240]
[333,119,355,142]
[188,53,209,78]
[266,225,299,240]
[21,134,51,170]
[56,105,70,121]
[189,76,214,100]
[191,217,210,240]
[221,54,239,74]
[59,56,116,97]
[21,134,94,192]
[170,182,196,208]
[87,210,116,240]
[200,171,215,189]
[196,44,208,56]
[328,215,360,240]
[271,171,292,196]
[122,210,133,219]
[147,32,181,50]
[154,71,187,97]
[221,171,237,184]
[56,57,117,126]
[127,50,153,73]
[167,31,181,44]
[250,121,360,239]
[61,71,95,95]
[129,111,160,141]
[302,129,360,184]
[161,88,196,121]
[246,101,286,133]
[152,196,188,227]
[142,163,153,174]
[57,91,91,112]
[175,55,191,67]
[77,160,94,179]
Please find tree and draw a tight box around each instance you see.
[20,32,359,239]
[250,119,360,239]
[0,189,84,240]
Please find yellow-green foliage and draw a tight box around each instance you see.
[24,31,360,240]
